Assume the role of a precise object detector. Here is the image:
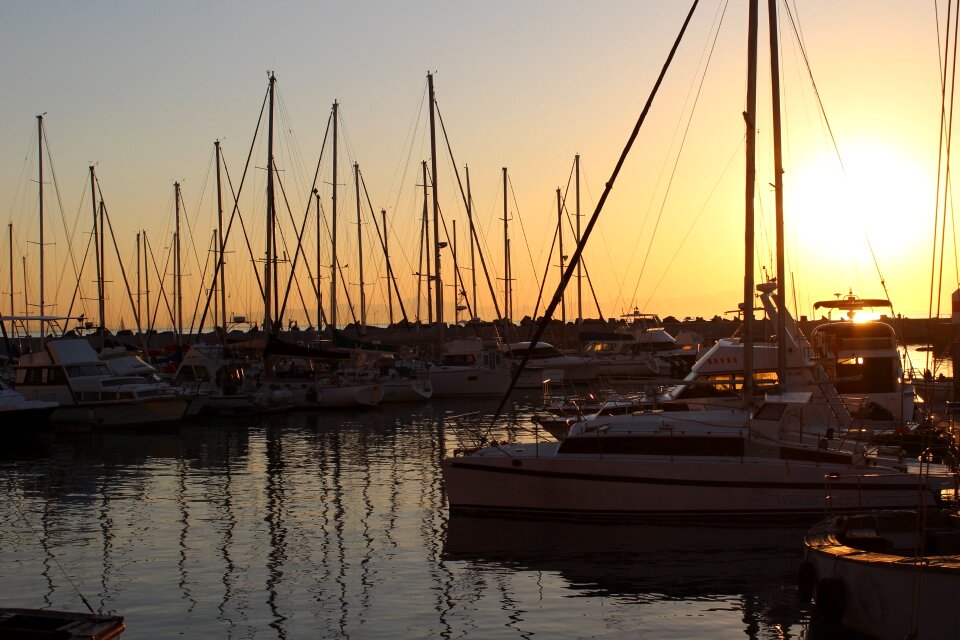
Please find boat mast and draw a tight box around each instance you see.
[8,223,13,321]
[330,100,339,331]
[742,0,759,405]
[575,153,582,324]
[315,189,322,331]
[215,139,227,330]
[37,114,46,340]
[557,187,566,329]
[466,164,477,317]
[502,166,510,338]
[174,181,183,345]
[144,229,151,337]
[89,166,104,349]
[427,73,443,335]
[136,231,141,333]
[354,162,366,335]
[768,0,787,380]
[383,209,394,325]
[264,72,276,335]
[422,160,432,325]
[453,219,459,325]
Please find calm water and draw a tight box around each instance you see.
[1,395,848,639]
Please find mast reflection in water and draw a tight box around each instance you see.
[1,396,847,639]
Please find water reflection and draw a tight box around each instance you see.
[0,397,851,639]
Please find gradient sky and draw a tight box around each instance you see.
[0,1,951,332]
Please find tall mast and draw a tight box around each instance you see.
[427,73,443,332]
[37,114,46,339]
[21,257,28,339]
[466,164,477,317]
[144,229,151,334]
[89,166,104,346]
[422,160,432,325]
[452,218,459,325]
[98,200,106,350]
[211,229,219,329]
[742,0,759,405]
[264,72,276,335]
[315,189,321,331]
[174,182,183,345]
[768,0,787,379]
[136,231,141,332]
[354,163,366,335]
[557,187,566,327]
[383,209,394,325]
[502,166,509,336]
[7,223,13,319]
[575,154,582,324]
[330,100,339,331]
[215,139,227,330]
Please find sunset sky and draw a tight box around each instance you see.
[0,1,952,332]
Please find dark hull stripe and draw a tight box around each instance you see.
[446,460,930,492]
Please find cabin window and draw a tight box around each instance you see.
[22,368,43,385]
[835,357,895,393]
[558,435,745,456]
[47,367,67,384]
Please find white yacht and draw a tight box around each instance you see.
[14,338,187,427]
[579,311,700,379]
[428,338,512,397]
[503,341,600,389]
[0,377,58,425]
[443,396,950,519]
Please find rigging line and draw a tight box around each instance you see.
[529,216,559,326]
[98,194,148,350]
[185,229,215,340]
[61,178,93,320]
[317,196,359,328]
[558,198,604,320]
[11,494,96,615]
[936,0,960,356]
[927,0,955,368]
[781,0,845,174]
[628,0,727,312]
[506,175,540,285]
[274,113,332,332]
[42,130,83,313]
[359,171,410,323]
[640,143,742,312]
[613,0,728,314]
[145,228,176,336]
[274,166,319,331]
[177,186,206,292]
[434,194,476,322]
[433,106,505,323]
[388,84,429,216]
[63,222,95,323]
[185,148,216,276]
[188,87,270,341]
[491,0,700,426]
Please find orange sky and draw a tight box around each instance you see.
[0,1,953,332]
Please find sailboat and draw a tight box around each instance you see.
[441,0,952,519]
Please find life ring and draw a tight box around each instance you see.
[815,577,846,624]
[797,561,816,603]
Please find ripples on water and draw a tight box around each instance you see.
[1,395,852,639]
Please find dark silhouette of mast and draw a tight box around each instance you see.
[575,154,582,323]
[743,0,759,405]
[37,114,46,339]
[174,181,183,345]
[264,72,277,334]
[354,163,366,335]
[557,187,566,327]
[383,209,394,325]
[215,140,227,330]
[428,73,443,335]
[466,165,477,317]
[768,0,787,379]
[422,160,432,325]
[330,100,339,331]
[502,167,510,337]
[89,165,105,349]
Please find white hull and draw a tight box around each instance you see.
[381,378,432,402]
[803,512,960,640]
[428,367,511,396]
[443,442,936,519]
[48,397,188,427]
[314,383,382,407]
